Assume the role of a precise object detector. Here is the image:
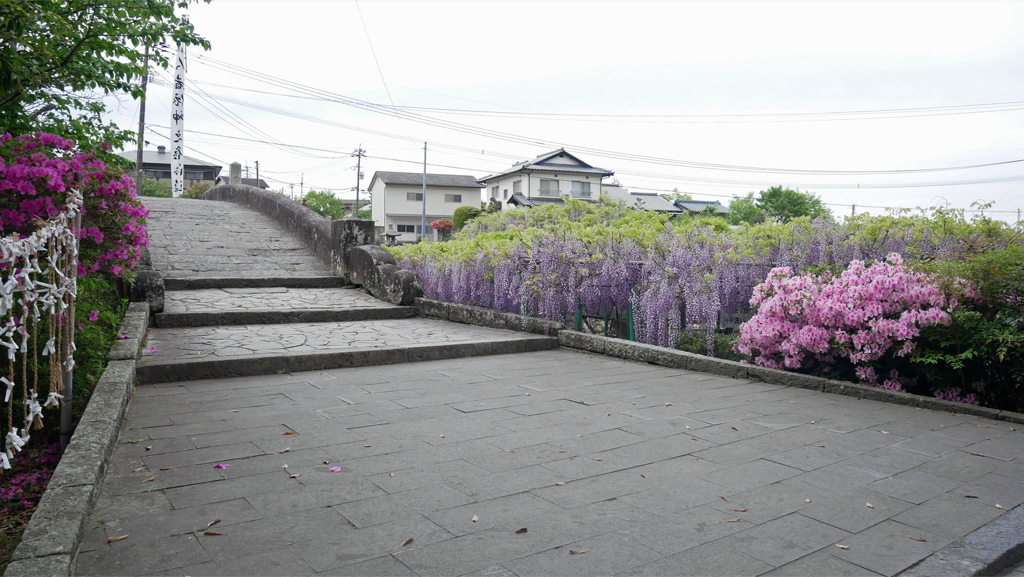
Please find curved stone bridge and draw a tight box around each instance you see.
[70,194,1024,577]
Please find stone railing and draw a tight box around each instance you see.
[201,184,374,281]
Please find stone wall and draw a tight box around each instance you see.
[202,185,374,281]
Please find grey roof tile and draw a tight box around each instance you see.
[373,171,482,188]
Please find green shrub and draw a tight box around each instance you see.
[453,206,482,229]
[302,190,346,219]
[180,181,211,199]
[137,174,171,197]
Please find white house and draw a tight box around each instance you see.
[479,148,614,209]
[369,171,483,242]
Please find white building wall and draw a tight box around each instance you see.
[372,181,481,242]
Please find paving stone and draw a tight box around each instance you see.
[503,531,661,576]
[616,503,757,556]
[619,542,773,577]
[961,435,1024,461]
[334,482,474,528]
[723,512,851,567]
[949,471,1024,509]
[316,555,419,577]
[291,514,453,572]
[74,533,209,576]
[244,476,387,517]
[620,476,733,516]
[866,469,962,505]
[827,519,948,575]
[799,487,914,533]
[424,492,565,536]
[163,470,295,509]
[141,441,266,470]
[147,547,316,576]
[891,433,975,458]
[914,450,1002,483]
[762,549,883,576]
[193,507,350,562]
[708,482,826,525]
[698,458,803,492]
[894,493,1005,539]
[842,446,932,476]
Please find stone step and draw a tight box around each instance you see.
[136,318,558,384]
[163,276,350,290]
[155,287,413,328]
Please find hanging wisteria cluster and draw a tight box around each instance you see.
[1,190,81,470]
[393,200,999,356]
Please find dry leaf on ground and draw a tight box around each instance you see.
[401,538,414,547]
[159,467,172,471]
[108,534,131,542]
[290,474,301,479]
[731,427,739,431]
[835,544,849,550]
[228,410,238,413]
[472,515,478,522]
[282,465,288,469]
[555,482,566,486]
[908,536,927,542]
[641,474,647,479]
[515,528,528,534]
[139,476,155,483]
[665,402,675,406]
[570,550,586,555]
[283,432,296,435]
[720,496,728,501]
[866,503,874,509]
[278,448,290,453]
[145,446,152,451]
[997,504,1004,509]
[726,518,741,523]
[734,508,747,512]
[204,531,222,536]
[206,519,221,529]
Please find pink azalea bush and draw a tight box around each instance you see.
[0,132,149,277]
[735,253,979,400]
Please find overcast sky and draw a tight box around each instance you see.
[104,0,1024,222]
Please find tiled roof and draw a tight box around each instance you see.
[372,171,482,188]
[116,150,221,169]
[481,148,614,181]
[600,186,682,213]
[675,199,730,213]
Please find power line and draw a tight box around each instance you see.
[354,0,414,143]
[187,56,1024,177]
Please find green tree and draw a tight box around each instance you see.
[356,207,371,220]
[726,193,766,225]
[0,0,211,150]
[137,174,171,198]
[660,188,693,203]
[301,190,346,219]
[756,186,830,222]
[453,206,482,229]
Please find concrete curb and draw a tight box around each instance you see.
[163,276,349,291]
[154,306,415,328]
[899,503,1024,577]
[4,303,149,577]
[416,298,564,336]
[556,330,1014,422]
[135,337,558,384]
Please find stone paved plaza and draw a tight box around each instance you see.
[77,350,1024,576]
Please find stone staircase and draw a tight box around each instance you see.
[136,198,556,385]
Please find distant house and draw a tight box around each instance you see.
[368,171,483,242]
[480,148,614,208]
[116,145,221,189]
[600,185,682,213]
[674,199,730,214]
[214,175,269,189]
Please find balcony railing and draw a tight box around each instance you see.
[539,188,561,196]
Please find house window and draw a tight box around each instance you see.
[491,186,499,199]
[572,181,591,198]
[513,180,522,194]
[444,194,462,203]
[539,179,560,196]
[407,193,423,201]
[396,224,424,234]
[503,189,508,199]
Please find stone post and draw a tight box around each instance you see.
[229,162,241,185]
[331,218,375,281]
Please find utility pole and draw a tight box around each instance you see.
[352,146,366,216]
[135,44,150,196]
[289,183,294,199]
[255,161,259,191]
[421,142,427,242]
[852,204,856,217]
[244,162,250,180]
[300,173,304,198]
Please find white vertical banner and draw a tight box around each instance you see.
[170,44,187,198]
